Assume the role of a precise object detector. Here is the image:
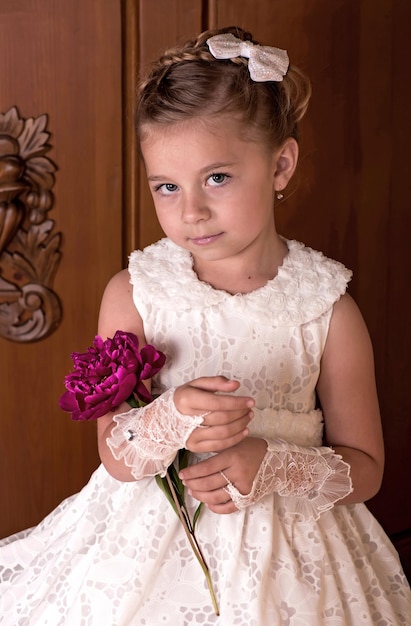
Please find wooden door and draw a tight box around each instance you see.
[0,0,124,535]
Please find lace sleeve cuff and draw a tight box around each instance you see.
[225,439,353,521]
[106,388,205,480]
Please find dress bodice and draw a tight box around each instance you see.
[129,238,352,446]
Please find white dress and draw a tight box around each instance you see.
[0,238,410,625]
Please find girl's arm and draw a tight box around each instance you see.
[316,292,384,503]
[96,268,149,481]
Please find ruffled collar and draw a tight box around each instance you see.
[129,238,352,326]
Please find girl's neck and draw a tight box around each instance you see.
[192,236,288,295]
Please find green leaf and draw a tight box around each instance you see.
[193,502,203,530]
[155,475,179,516]
[126,395,144,409]
[156,450,205,533]
[168,464,185,503]
[178,448,190,470]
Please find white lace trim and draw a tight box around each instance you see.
[107,389,205,479]
[225,439,353,521]
[128,238,352,326]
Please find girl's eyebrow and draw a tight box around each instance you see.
[147,175,170,182]
[200,161,236,172]
[147,162,236,182]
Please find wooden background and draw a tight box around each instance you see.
[0,0,410,577]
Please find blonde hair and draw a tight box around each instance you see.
[137,26,311,148]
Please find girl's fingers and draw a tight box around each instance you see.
[201,409,253,428]
[184,376,240,392]
[186,412,253,451]
[207,501,238,514]
[183,469,229,493]
[180,391,254,415]
[188,427,250,453]
[188,483,238,514]
[181,437,267,484]
[174,379,254,415]
[189,487,230,505]
[180,449,231,480]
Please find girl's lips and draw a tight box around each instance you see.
[190,233,223,245]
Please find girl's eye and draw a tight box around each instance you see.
[154,183,179,195]
[208,173,230,186]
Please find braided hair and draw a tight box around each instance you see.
[137,26,311,149]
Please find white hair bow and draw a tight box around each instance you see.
[206,33,289,83]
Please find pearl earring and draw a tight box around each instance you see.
[276,191,284,200]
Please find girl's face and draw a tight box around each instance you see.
[141,117,292,272]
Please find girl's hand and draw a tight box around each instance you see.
[174,376,255,453]
[179,437,268,514]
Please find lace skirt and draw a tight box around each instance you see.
[0,463,409,625]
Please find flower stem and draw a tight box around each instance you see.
[165,472,220,616]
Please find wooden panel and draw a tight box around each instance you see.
[211,0,411,539]
[0,0,123,536]
[379,0,411,539]
[137,0,203,249]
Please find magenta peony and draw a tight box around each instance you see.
[59,330,217,613]
[59,331,166,421]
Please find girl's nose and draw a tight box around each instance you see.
[181,192,211,223]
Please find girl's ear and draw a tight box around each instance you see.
[273,137,299,192]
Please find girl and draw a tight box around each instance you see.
[1,25,410,626]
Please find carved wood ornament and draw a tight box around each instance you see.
[0,106,62,342]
